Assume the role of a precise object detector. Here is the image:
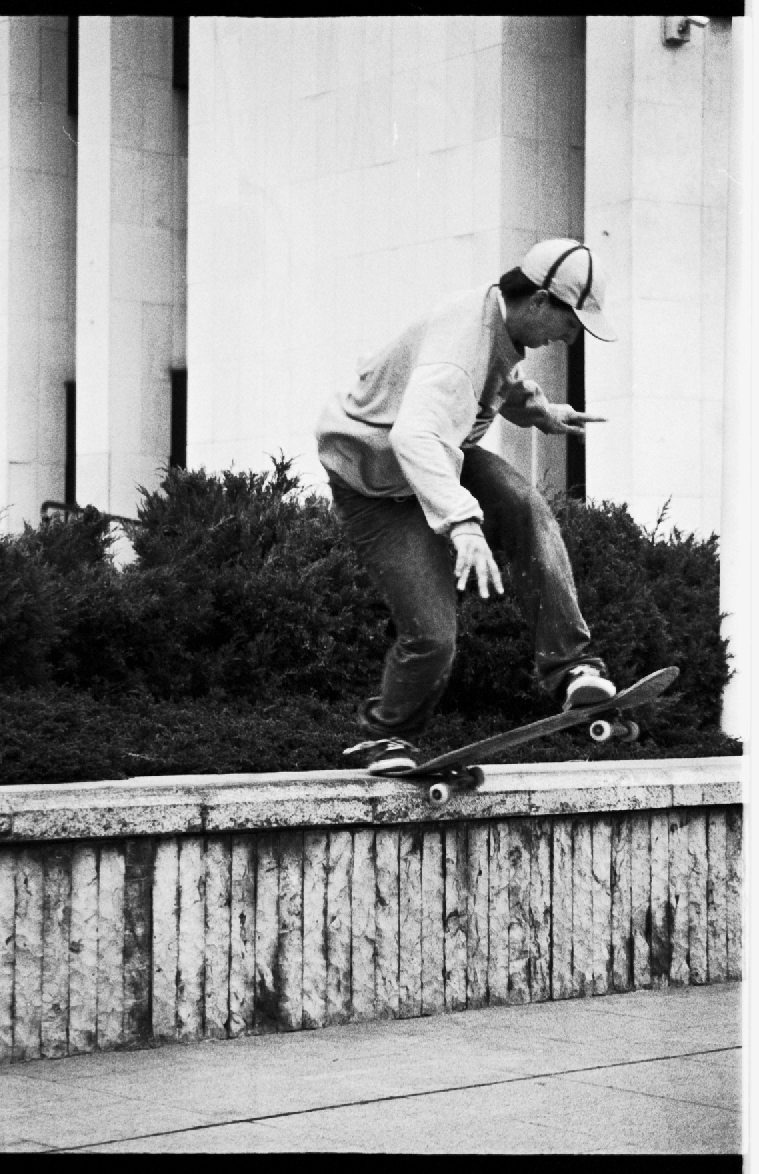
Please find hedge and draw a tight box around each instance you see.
[0,457,740,785]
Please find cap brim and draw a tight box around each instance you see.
[574,306,618,342]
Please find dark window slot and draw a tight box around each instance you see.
[170,369,188,470]
[173,17,189,90]
[65,380,76,505]
[67,16,78,117]
[566,331,585,502]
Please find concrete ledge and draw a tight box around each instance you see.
[0,756,743,842]
[0,756,743,1064]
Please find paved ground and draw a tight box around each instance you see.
[0,982,742,1154]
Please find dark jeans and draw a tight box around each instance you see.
[329,445,606,740]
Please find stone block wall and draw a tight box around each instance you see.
[0,758,742,1064]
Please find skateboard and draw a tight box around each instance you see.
[394,666,680,805]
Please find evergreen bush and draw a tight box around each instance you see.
[0,457,739,784]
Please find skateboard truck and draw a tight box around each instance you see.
[589,717,640,743]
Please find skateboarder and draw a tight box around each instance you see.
[316,238,619,774]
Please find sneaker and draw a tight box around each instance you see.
[562,666,617,712]
[342,738,419,774]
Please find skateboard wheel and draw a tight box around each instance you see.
[589,719,613,743]
[429,782,450,805]
[618,720,640,743]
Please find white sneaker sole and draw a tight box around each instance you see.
[367,756,416,775]
[563,680,617,711]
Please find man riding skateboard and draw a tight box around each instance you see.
[316,238,618,775]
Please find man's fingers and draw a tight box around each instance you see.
[473,553,504,599]
[574,414,607,423]
[488,555,504,595]
[452,534,503,598]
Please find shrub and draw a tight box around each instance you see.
[0,537,59,689]
[0,684,739,787]
[0,458,739,782]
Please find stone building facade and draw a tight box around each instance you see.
[0,15,744,540]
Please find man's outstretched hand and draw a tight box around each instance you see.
[541,403,607,438]
[451,531,504,599]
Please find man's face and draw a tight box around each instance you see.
[517,292,581,350]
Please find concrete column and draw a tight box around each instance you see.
[485,15,585,492]
[718,17,750,741]
[76,16,187,518]
[0,16,76,532]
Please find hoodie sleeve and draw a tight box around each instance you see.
[388,362,485,535]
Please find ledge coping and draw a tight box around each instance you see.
[0,756,743,842]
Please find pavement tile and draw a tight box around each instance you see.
[0,1069,218,1151]
[1,1139,57,1153]
[520,1072,741,1154]
[11,1039,532,1121]
[564,1052,741,1113]
[68,1089,596,1155]
[64,1071,741,1155]
[0,982,742,1154]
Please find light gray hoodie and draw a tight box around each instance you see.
[316,283,553,535]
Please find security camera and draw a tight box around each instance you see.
[662,15,710,44]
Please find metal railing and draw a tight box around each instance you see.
[40,500,145,527]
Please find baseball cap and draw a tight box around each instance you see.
[519,238,617,342]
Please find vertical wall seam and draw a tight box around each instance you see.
[548,815,554,1002]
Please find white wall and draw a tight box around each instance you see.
[585,15,732,536]
[187,16,585,494]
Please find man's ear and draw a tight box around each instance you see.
[530,289,550,312]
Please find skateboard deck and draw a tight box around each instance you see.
[396,666,679,804]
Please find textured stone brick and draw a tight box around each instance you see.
[688,811,708,984]
[204,836,232,1038]
[507,817,530,1004]
[530,817,552,1002]
[669,809,691,986]
[421,830,444,1015]
[41,845,72,1058]
[726,808,742,980]
[96,844,126,1049]
[487,822,509,1005]
[611,814,633,992]
[152,838,179,1041]
[399,827,423,1018]
[254,833,279,1033]
[123,838,155,1043]
[176,837,204,1039]
[350,829,376,1022]
[302,830,327,1030]
[229,834,256,1036]
[0,850,15,1061]
[706,809,728,982]
[591,816,612,995]
[552,819,573,999]
[326,830,352,1025]
[68,845,99,1054]
[375,828,399,1019]
[444,824,467,1011]
[630,812,651,989]
[278,830,303,1032]
[466,822,489,1008]
[571,818,592,997]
